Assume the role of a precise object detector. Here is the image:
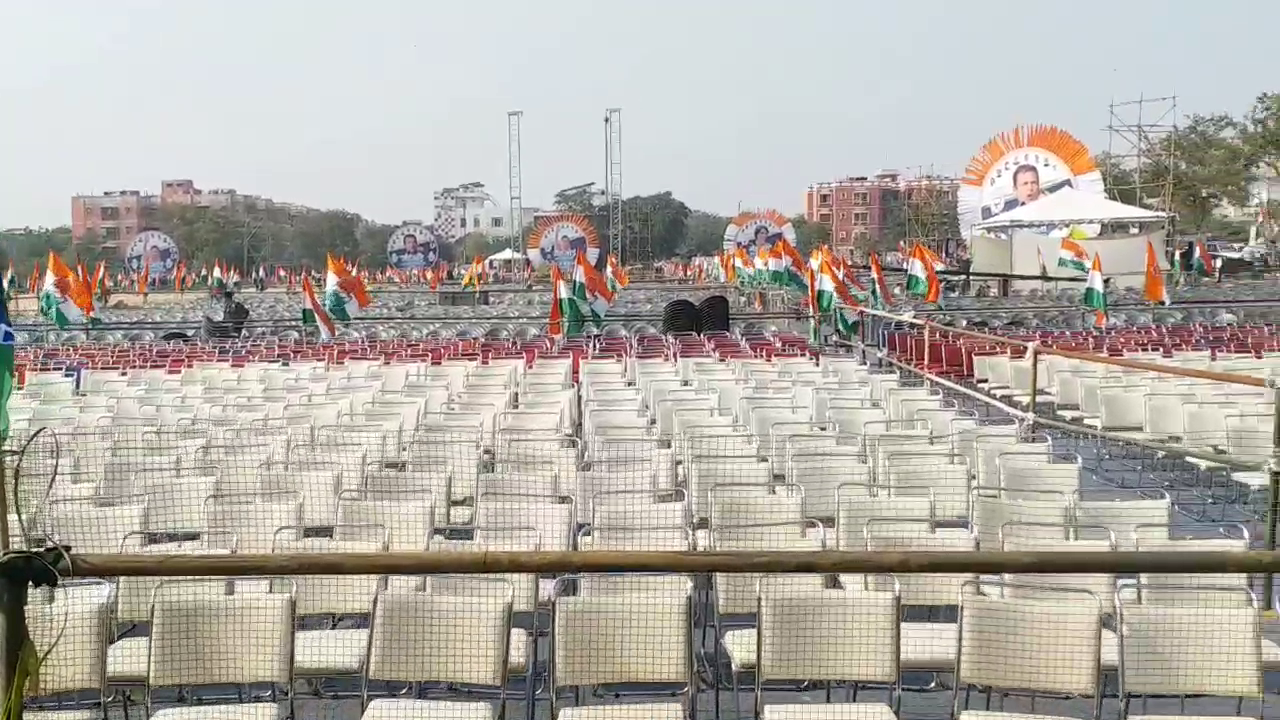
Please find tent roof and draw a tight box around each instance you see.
[973,187,1168,229]
[485,247,523,261]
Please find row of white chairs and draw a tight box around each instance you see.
[27,576,1268,720]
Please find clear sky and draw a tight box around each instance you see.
[0,0,1272,227]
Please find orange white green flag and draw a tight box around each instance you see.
[40,252,94,328]
[1143,240,1169,306]
[300,274,336,340]
[1083,253,1107,327]
[1057,238,1090,274]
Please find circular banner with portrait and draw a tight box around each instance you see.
[386,223,440,270]
[958,124,1106,235]
[526,213,600,273]
[723,209,796,256]
[126,230,179,277]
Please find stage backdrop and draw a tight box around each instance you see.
[972,231,1169,290]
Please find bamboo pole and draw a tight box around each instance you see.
[65,550,1280,577]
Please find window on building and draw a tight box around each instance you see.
[838,211,846,221]
[491,217,504,228]
[99,206,119,221]
[817,212,832,224]
[838,192,847,201]
[473,216,480,229]
[818,193,831,206]
[855,229,870,241]
[124,226,133,236]
[838,231,847,240]
[853,192,870,205]
[102,226,119,243]
[853,211,870,224]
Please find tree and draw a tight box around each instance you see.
[678,210,728,257]
[1150,113,1255,230]
[460,232,494,262]
[1241,92,1280,178]
[791,214,830,254]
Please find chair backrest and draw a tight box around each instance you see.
[365,582,511,689]
[955,582,1102,705]
[756,576,898,687]
[861,520,976,606]
[115,534,234,623]
[204,491,303,554]
[335,489,433,551]
[552,580,692,694]
[1117,585,1263,701]
[146,580,295,691]
[271,530,386,615]
[1135,536,1251,605]
[428,527,540,613]
[27,580,112,697]
[999,524,1118,614]
[711,521,826,615]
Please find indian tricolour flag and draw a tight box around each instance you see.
[752,246,769,285]
[1191,239,1215,277]
[1083,253,1108,327]
[549,263,584,338]
[606,255,628,294]
[1057,238,1090,274]
[868,252,892,309]
[300,274,335,340]
[1143,239,1169,306]
[40,252,91,329]
[573,251,614,324]
[324,252,371,321]
[211,261,226,296]
[905,245,941,304]
[813,256,861,339]
[731,247,751,283]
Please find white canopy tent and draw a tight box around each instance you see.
[972,187,1168,230]
[969,189,1172,288]
[485,247,523,263]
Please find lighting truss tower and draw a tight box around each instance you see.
[1104,94,1178,214]
[507,110,524,253]
[903,166,959,255]
[604,108,623,260]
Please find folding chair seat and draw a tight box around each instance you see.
[273,530,386,680]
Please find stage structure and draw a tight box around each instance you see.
[623,200,656,268]
[1103,94,1177,216]
[902,166,960,255]
[507,110,524,254]
[604,108,623,260]
[959,124,1106,237]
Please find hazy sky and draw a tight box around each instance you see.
[0,1,1273,228]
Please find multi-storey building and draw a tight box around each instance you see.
[433,182,538,242]
[804,170,959,253]
[70,179,311,250]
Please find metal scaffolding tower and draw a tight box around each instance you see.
[507,110,524,253]
[604,108,623,260]
[902,166,959,255]
[1104,94,1178,213]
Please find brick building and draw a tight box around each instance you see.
[804,170,959,254]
